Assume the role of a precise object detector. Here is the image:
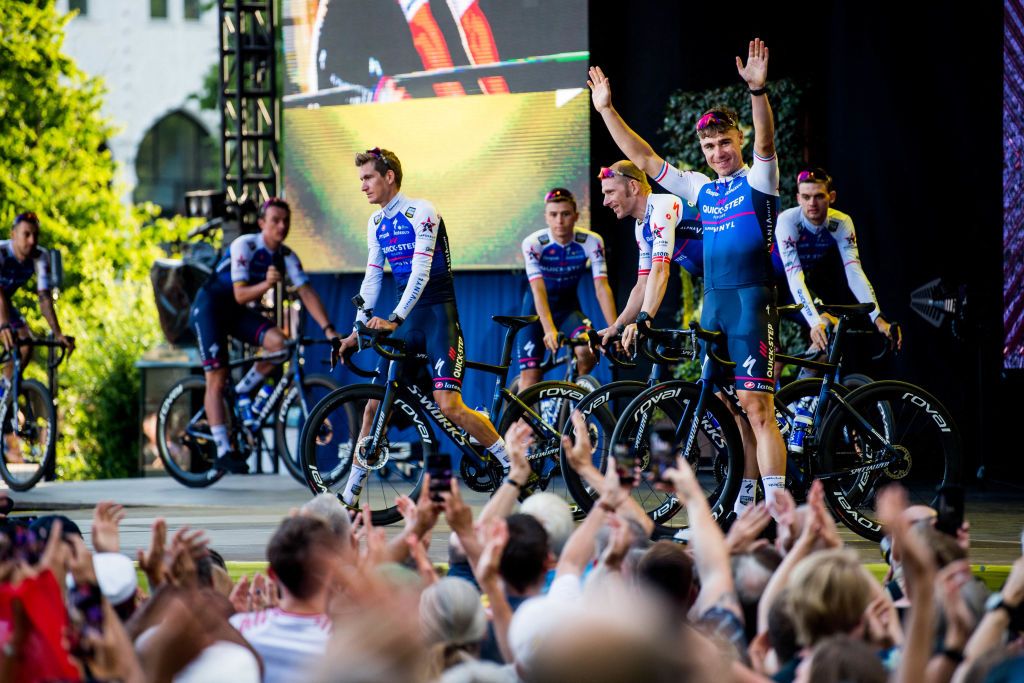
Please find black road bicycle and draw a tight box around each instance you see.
[156,337,338,487]
[298,314,606,525]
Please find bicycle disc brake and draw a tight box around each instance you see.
[355,435,389,471]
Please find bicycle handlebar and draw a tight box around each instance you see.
[1,336,76,369]
[587,332,637,369]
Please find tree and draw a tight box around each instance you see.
[0,1,194,479]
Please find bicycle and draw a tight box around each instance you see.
[558,332,741,525]
[298,314,607,525]
[0,336,74,491]
[508,326,602,395]
[615,308,961,541]
[155,336,339,487]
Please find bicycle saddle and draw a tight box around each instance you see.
[492,315,538,330]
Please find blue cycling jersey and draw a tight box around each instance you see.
[207,233,309,301]
[357,193,456,323]
[635,193,703,278]
[522,227,607,310]
[698,154,780,290]
[0,241,50,296]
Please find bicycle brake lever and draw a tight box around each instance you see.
[329,337,343,370]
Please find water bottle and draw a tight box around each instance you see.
[250,383,275,420]
[236,396,255,428]
[788,402,814,454]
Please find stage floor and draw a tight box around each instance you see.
[7,474,1024,565]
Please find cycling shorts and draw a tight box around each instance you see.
[190,287,272,371]
[700,285,778,394]
[7,306,27,331]
[373,301,465,393]
[515,293,590,372]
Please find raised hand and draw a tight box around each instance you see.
[137,518,168,591]
[504,420,534,486]
[736,37,769,89]
[474,517,509,587]
[587,65,613,113]
[91,500,125,553]
[725,503,772,554]
[561,411,597,476]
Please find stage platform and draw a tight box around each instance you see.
[6,474,1024,567]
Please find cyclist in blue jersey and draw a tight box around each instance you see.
[190,198,339,473]
[590,40,788,520]
[336,147,512,506]
[0,212,74,369]
[517,187,617,391]
[772,167,901,352]
[594,161,702,352]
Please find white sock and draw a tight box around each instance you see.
[762,475,787,512]
[211,424,231,456]
[234,367,266,395]
[734,478,757,516]
[342,466,368,506]
[487,437,510,467]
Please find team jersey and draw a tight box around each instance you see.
[635,193,703,278]
[773,206,881,326]
[522,227,607,310]
[0,241,50,296]
[698,154,780,290]
[357,192,456,323]
[208,233,309,299]
[652,161,712,204]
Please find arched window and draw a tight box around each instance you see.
[134,111,219,215]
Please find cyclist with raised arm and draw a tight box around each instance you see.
[190,198,339,474]
[336,147,512,506]
[0,212,74,376]
[594,161,702,352]
[517,187,617,391]
[591,40,787,520]
[773,167,901,352]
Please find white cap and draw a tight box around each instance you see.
[175,641,261,683]
[92,552,138,606]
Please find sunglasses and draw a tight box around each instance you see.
[544,188,575,202]
[796,169,832,185]
[365,147,391,169]
[597,167,642,182]
[695,111,738,132]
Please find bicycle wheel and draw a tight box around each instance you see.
[274,373,340,484]
[559,381,646,518]
[0,380,57,491]
[574,374,601,393]
[817,380,962,542]
[155,375,227,487]
[609,381,743,529]
[496,380,601,515]
[299,383,434,526]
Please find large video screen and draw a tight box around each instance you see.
[1007,0,1024,369]
[281,0,589,272]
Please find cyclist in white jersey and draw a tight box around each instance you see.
[594,161,700,352]
[775,167,901,351]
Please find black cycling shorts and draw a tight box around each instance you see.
[700,285,778,393]
[189,287,272,371]
[373,300,466,393]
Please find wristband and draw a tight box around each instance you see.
[940,649,964,664]
[388,312,405,326]
[635,311,651,324]
[504,478,524,491]
[615,323,626,334]
[322,322,336,333]
[749,86,768,96]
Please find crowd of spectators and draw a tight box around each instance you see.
[1,413,1023,682]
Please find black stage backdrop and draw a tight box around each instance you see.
[587,2,1007,481]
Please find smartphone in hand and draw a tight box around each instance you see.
[934,484,965,537]
[426,453,452,502]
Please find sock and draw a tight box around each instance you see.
[762,475,787,513]
[234,367,266,395]
[487,437,510,467]
[211,424,231,456]
[342,465,368,506]
[734,478,757,516]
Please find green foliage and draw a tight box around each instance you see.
[659,78,809,208]
[0,1,198,479]
[187,62,220,113]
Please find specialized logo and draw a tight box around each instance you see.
[672,201,680,217]
[742,355,756,375]
[435,358,444,376]
[524,340,536,357]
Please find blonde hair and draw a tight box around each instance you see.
[610,160,650,193]
[785,549,875,646]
